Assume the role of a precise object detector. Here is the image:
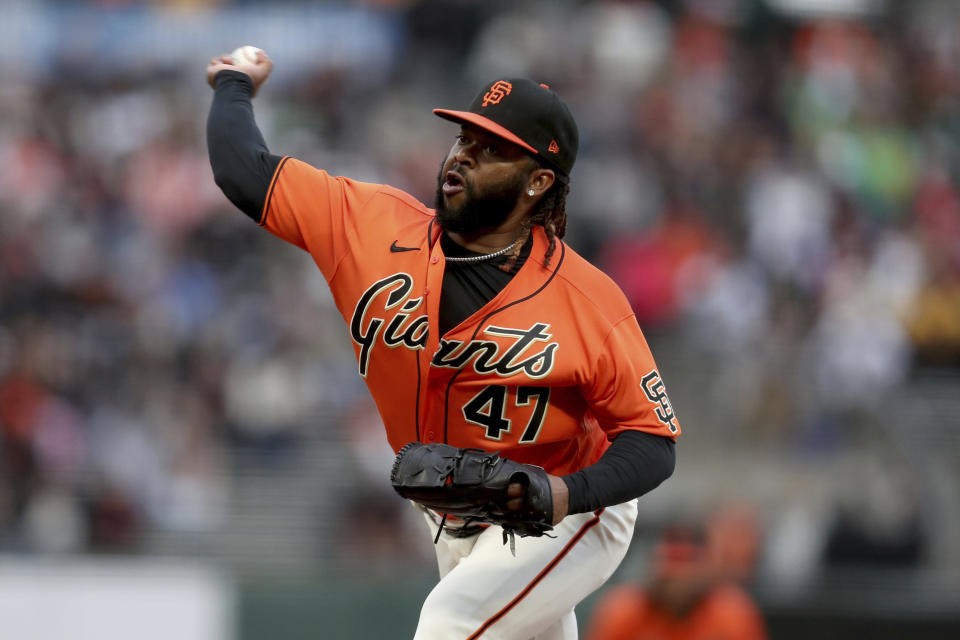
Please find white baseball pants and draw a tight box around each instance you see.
[413,499,638,640]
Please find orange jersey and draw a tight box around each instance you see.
[260,158,680,474]
[585,583,768,640]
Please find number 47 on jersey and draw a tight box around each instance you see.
[462,385,550,443]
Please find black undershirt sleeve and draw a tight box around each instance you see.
[207,70,284,221]
[562,430,676,514]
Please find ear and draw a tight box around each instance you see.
[526,168,556,198]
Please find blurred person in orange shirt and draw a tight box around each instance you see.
[585,509,766,640]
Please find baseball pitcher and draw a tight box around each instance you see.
[206,48,680,640]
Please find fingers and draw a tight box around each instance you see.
[206,53,234,88]
[254,51,274,73]
[208,49,273,71]
[207,49,274,92]
[207,55,235,73]
[206,64,231,89]
[506,482,524,511]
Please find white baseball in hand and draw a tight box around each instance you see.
[231,45,264,65]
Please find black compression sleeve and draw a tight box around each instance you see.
[206,70,284,221]
[562,430,675,514]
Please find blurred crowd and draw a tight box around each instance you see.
[1,0,959,608]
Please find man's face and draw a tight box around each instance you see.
[434,125,533,235]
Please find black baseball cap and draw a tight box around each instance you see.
[434,78,579,181]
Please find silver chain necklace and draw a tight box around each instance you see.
[444,238,520,263]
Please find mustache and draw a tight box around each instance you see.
[438,160,466,181]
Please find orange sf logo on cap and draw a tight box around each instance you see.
[482,81,513,107]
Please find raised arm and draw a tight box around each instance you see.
[206,49,284,221]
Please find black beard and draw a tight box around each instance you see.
[434,167,527,234]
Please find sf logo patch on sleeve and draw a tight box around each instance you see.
[640,369,679,434]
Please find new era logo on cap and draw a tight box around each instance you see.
[433,78,579,180]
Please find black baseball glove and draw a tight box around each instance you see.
[390,442,554,545]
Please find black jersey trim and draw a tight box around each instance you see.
[415,349,422,442]
[442,242,566,443]
[259,155,291,227]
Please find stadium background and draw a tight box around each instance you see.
[1,0,959,637]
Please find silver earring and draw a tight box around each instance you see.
[527,189,535,196]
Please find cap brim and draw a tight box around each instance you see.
[433,109,539,156]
